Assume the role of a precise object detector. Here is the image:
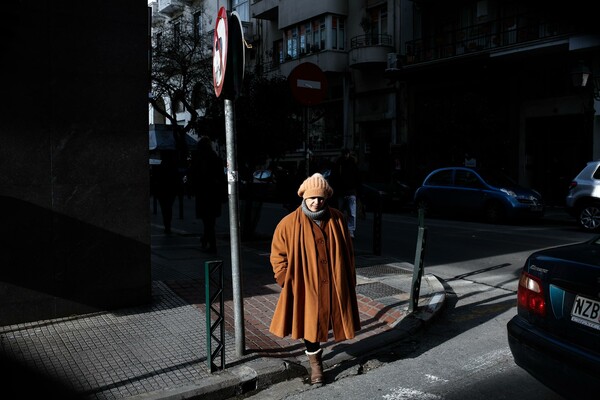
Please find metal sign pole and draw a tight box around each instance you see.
[224,98,245,356]
[213,7,246,358]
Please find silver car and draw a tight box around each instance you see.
[566,161,600,232]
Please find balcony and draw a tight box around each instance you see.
[348,34,393,68]
[251,0,278,20]
[156,0,186,16]
[405,13,576,65]
[256,49,348,77]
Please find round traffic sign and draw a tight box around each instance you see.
[213,7,228,98]
[289,62,327,106]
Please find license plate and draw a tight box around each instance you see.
[571,295,600,331]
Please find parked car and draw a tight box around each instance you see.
[566,160,600,232]
[507,236,600,399]
[249,167,298,203]
[413,166,544,223]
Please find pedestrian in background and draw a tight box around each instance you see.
[268,173,361,386]
[153,151,181,234]
[329,148,360,238]
[190,136,227,254]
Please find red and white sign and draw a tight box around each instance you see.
[289,62,328,106]
[213,7,228,98]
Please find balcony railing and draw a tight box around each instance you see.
[351,34,392,48]
[405,14,576,65]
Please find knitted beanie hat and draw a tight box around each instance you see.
[297,173,333,199]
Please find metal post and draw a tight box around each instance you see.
[372,193,382,255]
[205,260,225,372]
[409,207,427,312]
[224,99,245,357]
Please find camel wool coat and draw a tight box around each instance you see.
[269,205,361,343]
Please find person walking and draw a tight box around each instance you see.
[268,173,361,386]
[190,136,227,253]
[153,151,181,234]
[330,148,360,238]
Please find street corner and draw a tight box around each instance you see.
[413,273,446,322]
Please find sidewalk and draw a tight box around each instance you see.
[0,197,446,400]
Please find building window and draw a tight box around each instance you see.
[285,27,298,59]
[312,20,321,51]
[172,19,181,47]
[368,4,388,42]
[232,0,249,22]
[319,18,326,49]
[193,11,202,42]
[300,24,308,55]
[282,15,345,61]
[332,16,345,50]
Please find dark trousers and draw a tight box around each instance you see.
[157,194,176,232]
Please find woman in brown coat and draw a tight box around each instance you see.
[269,172,361,386]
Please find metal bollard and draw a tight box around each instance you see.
[409,207,427,312]
[372,192,383,255]
[205,260,225,372]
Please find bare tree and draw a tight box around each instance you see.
[149,7,213,149]
[149,7,302,166]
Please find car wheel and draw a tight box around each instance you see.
[578,203,600,231]
[484,202,505,223]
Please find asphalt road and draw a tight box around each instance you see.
[234,206,588,400]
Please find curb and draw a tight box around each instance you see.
[126,273,447,400]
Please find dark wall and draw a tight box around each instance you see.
[0,1,151,325]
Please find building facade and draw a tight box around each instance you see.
[151,0,600,206]
[397,0,600,205]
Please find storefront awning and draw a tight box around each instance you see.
[149,124,198,150]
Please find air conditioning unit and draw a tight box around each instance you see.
[386,53,400,70]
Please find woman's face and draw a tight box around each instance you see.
[305,197,326,212]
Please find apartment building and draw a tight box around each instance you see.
[252,0,600,204]
[251,0,407,183]
[397,0,600,205]
[151,1,600,205]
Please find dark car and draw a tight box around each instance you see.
[413,166,544,223]
[507,236,600,399]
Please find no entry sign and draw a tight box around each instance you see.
[212,7,245,99]
[289,62,327,106]
[213,7,228,98]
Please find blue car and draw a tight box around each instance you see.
[507,236,600,399]
[413,166,544,223]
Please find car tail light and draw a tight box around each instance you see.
[568,181,577,190]
[517,271,546,317]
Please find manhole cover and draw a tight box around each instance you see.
[356,264,411,278]
[356,282,402,299]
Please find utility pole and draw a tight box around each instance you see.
[213,7,246,357]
